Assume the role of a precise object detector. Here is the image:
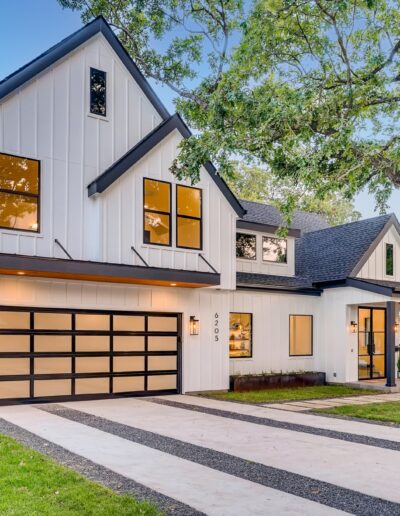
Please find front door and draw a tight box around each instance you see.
[358,307,386,380]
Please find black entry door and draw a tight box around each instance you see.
[358,307,385,380]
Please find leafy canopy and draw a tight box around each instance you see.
[59,0,400,212]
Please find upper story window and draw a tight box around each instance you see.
[289,315,313,356]
[176,185,202,249]
[143,179,171,246]
[385,243,394,276]
[236,233,256,260]
[262,236,287,263]
[90,68,107,117]
[0,153,40,233]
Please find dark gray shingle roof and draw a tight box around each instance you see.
[296,214,394,283]
[236,272,318,290]
[239,199,330,234]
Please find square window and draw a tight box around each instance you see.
[229,313,252,358]
[236,233,256,260]
[262,237,287,263]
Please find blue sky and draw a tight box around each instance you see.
[1,0,399,220]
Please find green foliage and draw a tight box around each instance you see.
[59,0,400,212]
[227,163,361,225]
[315,400,400,422]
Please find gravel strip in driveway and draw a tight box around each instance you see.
[148,397,400,452]
[0,417,201,516]
[39,403,400,516]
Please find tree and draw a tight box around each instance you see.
[59,0,400,213]
[226,163,361,226]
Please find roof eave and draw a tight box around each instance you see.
[237,220,301,238]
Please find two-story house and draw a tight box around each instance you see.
[0,16,399,404]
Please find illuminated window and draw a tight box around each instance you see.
[229,313,252,358]
[262,236,287,263]
[143,179,171,246]
[176,185,202,249]
[386,243,394,276]
[289,315,313,356]
[236,233,256,260]
[90,68,107,116]
[0,153,40,232]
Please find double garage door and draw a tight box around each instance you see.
[0,307,181,403]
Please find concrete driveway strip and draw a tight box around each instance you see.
[0,405,343,516]
[59,397,400,505]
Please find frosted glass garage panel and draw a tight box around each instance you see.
[0,381,30,399]
[0,335,30,353]
[0,311,30,329]
[75,378,109,395]
[148,316,177,332]
[148,374,177,390]
[113,315,145,332]
[75,357,109,373]
[35,358,72,374]
[75,314,110,331]
[148,336,177,351]
[34,312,72,330]
[35,336,71,352]
[113,336,145,352]
[0,358,30,375]
[113,356,145,372]
[34,380,71,397]
[148,356,177,371]
[113,376,145,393]
[75,336,109,352]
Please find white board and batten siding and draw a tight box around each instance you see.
[236,231,295,276]
[0,33,162,262]
[101,130,237,290]
[357,224,400,281]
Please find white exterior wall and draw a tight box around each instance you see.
[236,230,295,276]
[100,130,237,289]
[0,33,162,262]
[357,225,400,281]
[0,274,230,393]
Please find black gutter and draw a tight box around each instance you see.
[237,220,301,238]
[314,277,396,297]
[236,285,322,297]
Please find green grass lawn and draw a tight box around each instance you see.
[315,401,400,424]
[202,385,379,404]
[0,434,160,516]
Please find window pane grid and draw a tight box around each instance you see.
[143,178,171,246]
[176,185,202,250]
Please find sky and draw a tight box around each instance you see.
[1,0,399,220]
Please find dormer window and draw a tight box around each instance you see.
[0,152,40,233]
[236,233,256,260]
[90,68,107,117]
[143,179,171,246]
[386,243,394,276]
[262,236,287,263]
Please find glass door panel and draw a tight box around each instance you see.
[358,307,386,380]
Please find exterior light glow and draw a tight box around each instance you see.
[395,321,399,333]
[189,316,200,335]
[350,320,357,333]
[17,271,25,275]
[170,283,177,286]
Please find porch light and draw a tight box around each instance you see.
[189,316,200,335]
[350,320,358,333]
[395,321,399,333]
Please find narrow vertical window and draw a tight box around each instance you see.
[0,153,40,232]
[143,178,171,246]
[289,315,313,356]
[229,313,252,358]
[90,68,107,117]
[386,243,394,276]
[176,185,202,249]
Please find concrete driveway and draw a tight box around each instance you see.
[1,395,400,515]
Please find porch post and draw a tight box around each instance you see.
[385,301,396,387]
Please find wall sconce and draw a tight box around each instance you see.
[189,316,200,335]
[350,321,358,334]
[395,321,399,333]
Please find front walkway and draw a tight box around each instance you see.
[262,392,400,412]
[1,395,400,515]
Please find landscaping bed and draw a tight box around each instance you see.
[0,434,159,515]
[314,401,400,424]
[230,372,325,392]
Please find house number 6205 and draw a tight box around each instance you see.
[214,313,219,342]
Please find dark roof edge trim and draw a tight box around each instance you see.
[88,113,246,217]
[350,215,400,277]
[237,220,301,238]
[314,277,394,297]
[236,285,322,296]
[0,16,169,121]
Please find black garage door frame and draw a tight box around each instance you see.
[0,305,182,405]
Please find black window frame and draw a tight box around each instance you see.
[176,184,203,250]
[89,67,107,117]
[0,151,41,234]
[229,312,253,359]
[143,177,172,247]
[236,232,257,260]
[385,243,394,276]
[289,314,313,357]
[262,236,287,263]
